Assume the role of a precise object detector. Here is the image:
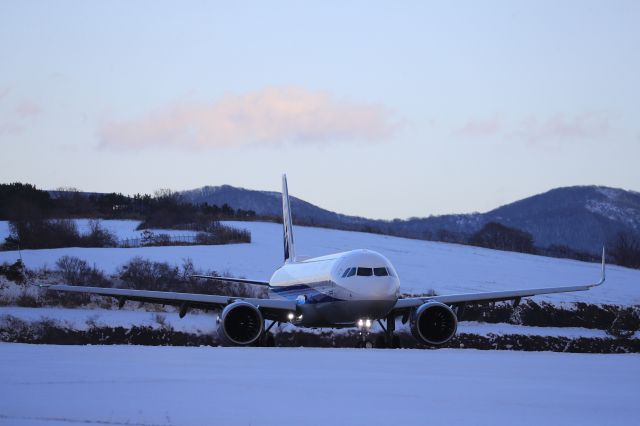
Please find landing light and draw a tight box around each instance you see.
[287,313,295,320]
[357,319,372,329]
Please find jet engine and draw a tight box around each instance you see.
[410,301,458,345]
[217,301,264,346]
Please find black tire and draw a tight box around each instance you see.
[392,335,401,349]
[258,333,275,347]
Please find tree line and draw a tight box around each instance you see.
[0,183,258,221]
[1,183,252,250]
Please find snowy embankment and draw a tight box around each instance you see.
[0,344,638,426]
[1,220,639,305]
[4,306,636,340]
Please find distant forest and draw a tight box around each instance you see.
[0,183,259,222]
[1,183,638,268]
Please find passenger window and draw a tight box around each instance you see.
[357,267,373,277]
[374,267,388,276]
[347,267,356,277]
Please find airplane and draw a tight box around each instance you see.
[43,174,606,348]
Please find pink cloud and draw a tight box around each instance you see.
[0,123,23,135]
[14,101,42,117]
[0,95,41,136]
[99,87,395,149]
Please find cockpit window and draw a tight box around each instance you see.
[374,267,388,276]
[341,268,352,278]
[357,267,373,276]
[347,267,356,277]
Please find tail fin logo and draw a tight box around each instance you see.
[282,174,296,263]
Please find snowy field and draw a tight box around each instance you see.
[0,344,638,426]
[1,220,639,306]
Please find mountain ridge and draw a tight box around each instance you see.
[180,184,640,254]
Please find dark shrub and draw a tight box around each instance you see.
[55,256,110,286]
[15,292,40,307]
[0,259,26,283]
[119,257,181,292]
[5,219,117,250]
[83,220,117,247]
[8,219,80,249]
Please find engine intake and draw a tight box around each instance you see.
[218,301,264,346]
[410,301,458,345]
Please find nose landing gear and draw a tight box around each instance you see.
[357,330,374,348]
[357,315,401,349]
[356,318,374,348]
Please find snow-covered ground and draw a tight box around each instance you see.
[0,307,216,334]
[3,306,636,340]
[2,220,639,305]
[0,344,637,426]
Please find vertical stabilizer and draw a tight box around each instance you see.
[282,174,296,263]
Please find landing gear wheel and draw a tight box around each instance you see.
[364,340,374,349]
[392,335,401,349]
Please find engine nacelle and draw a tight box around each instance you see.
[217,301,264,346]
[410,301,458,345]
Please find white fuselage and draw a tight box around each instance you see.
[268,249,400,326]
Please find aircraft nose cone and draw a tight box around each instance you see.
[367,278,400,300]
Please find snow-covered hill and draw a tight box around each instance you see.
[1,220,639,306]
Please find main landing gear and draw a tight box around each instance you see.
[257,320,277,347]
[377,314,401,349]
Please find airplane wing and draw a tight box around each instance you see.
[392,248,606,311]
[41,284,296,321]
[191,275,271,286]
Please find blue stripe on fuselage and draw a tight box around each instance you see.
[270,283,343,304]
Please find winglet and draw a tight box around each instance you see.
[590,246,606,288]
[600,246,606,285]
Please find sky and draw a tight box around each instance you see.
[1,1,639,220]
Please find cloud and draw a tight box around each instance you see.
[514,112,612,144]
[454,112,614,144]
[0,95,41,136]
[454,117,501,137]
[99,87,395,149]
[0,122,23,135]
[14,101,42,117]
